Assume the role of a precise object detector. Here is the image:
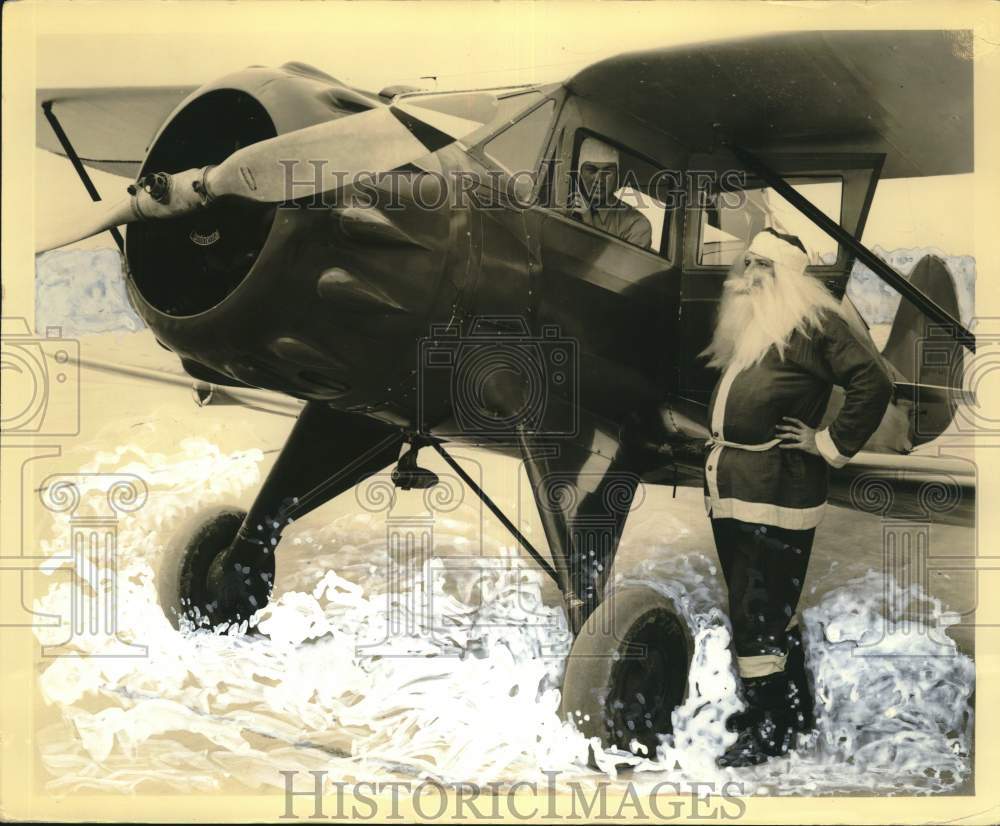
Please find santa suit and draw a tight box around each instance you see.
[704,234,893,681]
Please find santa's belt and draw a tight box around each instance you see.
[706,436,782,452]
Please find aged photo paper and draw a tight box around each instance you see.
[3,1,999,822]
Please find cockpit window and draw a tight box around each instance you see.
[699,177,843,266]
[482,99,556,179]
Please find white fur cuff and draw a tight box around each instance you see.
[816,428,851,468]
[737,653,788,678]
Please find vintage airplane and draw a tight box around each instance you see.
[34,29,976,759]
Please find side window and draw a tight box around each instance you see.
[613,185,668,255]
[482,100,556,181]
[699,178,843,266]
[571,133,670,255]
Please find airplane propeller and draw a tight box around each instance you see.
[36,93,497,254]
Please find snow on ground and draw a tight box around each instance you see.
[31,418,974,797]
[26,248,976,797]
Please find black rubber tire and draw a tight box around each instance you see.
[559,584,694,759]
[156,505,247,630]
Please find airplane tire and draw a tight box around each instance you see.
[559,584,693,760]
[156,505,247,630]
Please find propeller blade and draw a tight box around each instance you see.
[35,195,134,254]
[34,92,497,254]
[203,93,496,203]
[35,167,207,255]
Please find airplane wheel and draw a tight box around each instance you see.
[559,584,693,760]
[156,505,247,630]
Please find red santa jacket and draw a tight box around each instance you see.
[703,310,893,529]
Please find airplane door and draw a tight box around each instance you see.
[534,208,679,421]
[678,153,884,402]
[463,90,684,422]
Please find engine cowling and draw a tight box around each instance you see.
[124,63,475,427]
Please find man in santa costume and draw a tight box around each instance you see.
[700,228,893,767]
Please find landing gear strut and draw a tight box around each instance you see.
[154,410,694,761]
[432,429,694,760]
[156,401,404,629]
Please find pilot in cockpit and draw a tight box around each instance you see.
[570,137,652,250]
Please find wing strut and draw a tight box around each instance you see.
[40,101,125,254]
[730,145,975,354]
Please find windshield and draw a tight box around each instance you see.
[396,87,543,145]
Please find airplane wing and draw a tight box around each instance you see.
[826,448,975,528]
[653,391,975,528]
[645,444,975,529]
[37,85,198,177]
[568,30,972,178]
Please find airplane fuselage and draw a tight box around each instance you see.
[125,63,676,460]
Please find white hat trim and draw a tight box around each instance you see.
[747,230,809,273]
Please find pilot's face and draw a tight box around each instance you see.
[579,161,619,206]
[726,252,775,294]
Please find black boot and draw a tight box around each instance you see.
[717,672,798,768]
[784,624,815,733]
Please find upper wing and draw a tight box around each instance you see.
[568,30,972,178]
[37,86,197,177]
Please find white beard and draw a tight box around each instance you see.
[701,263,844,372]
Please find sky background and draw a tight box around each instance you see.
[33,9,976,256]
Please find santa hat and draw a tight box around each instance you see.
[747,229,810,274]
